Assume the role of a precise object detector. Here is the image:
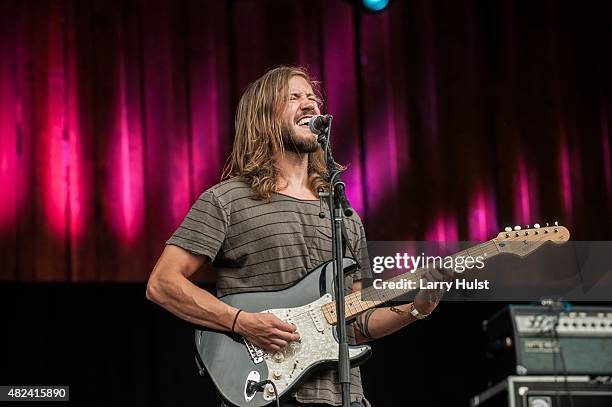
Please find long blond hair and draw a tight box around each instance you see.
[222,66,335,200]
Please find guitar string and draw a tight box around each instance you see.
[262,239,499,326]
[346,231,556,308]
[261,240,502,328]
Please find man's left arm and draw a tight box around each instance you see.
[351,274,446,344]
[347,217,448,343]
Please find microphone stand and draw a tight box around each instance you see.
[315,116,354,407]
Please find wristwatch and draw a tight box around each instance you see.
[408,302,430,320]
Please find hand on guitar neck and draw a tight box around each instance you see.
[234,311,301,352]
[413,267,455,315]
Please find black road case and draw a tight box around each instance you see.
[470,376,612,407]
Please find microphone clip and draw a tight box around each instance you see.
[318,189,329,218]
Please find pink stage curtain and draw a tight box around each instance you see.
[0,0,610,281]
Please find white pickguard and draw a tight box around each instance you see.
[244,293,369,401]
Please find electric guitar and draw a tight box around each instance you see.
[194,223,570,407]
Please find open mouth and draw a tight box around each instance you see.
[296,115,313,129]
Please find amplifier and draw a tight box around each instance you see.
[483,305,612,381]
[470,376,612,407]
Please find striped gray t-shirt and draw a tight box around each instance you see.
[167,178,372,406]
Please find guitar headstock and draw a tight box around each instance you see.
[493,222,570,257]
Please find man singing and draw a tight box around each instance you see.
[146,66,444,406]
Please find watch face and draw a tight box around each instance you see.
[410,304,427,319]
[409,305,419,317]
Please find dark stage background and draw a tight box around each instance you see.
[1,0,611,405]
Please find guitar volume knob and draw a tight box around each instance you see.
[273,352,284,362]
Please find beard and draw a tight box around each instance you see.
[281,122,320,154]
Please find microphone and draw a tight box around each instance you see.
[308,114,332,135]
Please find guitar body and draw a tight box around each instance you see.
[194,258,372,407]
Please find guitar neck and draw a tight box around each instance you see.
[321,239,502,325]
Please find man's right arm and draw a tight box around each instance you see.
[146,244,299,351]
[146,244,239,331]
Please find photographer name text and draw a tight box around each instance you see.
[372,277,490,291]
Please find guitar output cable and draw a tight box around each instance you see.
[246,379,280,407]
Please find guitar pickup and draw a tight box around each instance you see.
[308,309,325,332]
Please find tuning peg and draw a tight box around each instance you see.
[514,225,521,231]
[554,221,558,226]
[545,222,549,227]
[534,223,540,228]
[526,225,530,229]
[504,226,512,232]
